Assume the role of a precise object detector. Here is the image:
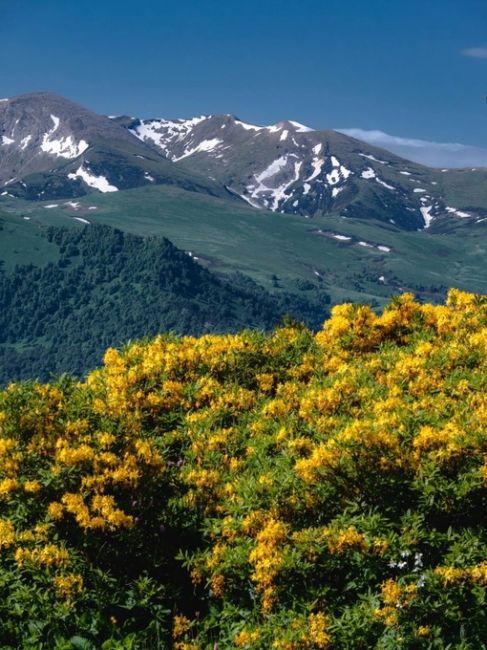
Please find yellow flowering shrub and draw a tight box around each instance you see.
[0,289,486,647]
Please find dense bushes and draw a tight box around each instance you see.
[0,289,486,647]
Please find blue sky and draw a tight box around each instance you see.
[1,0,487,164]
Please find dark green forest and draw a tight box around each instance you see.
[0,224,330,383]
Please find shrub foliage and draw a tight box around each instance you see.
[0,289,486,648]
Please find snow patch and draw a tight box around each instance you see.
[376,178,395,190]
[305,157,324,182]
[280,130,288,141]
[446,206,471,218]
[420,205,434,228]
[326,168,341,185]
[359,153,388,164]
[41,135,89,158]
[131,116,209,155]
[377,245,391,252]
[234,119,262,131]
[173,138,223,161]
[50,115,60,132]
[413,188,427,193]
[44,204,59,209]
[399,171,412,176]
[246,155,302,210]
[1,136,14,145]
[332,234,351,241]
[40,115,89,158]
[237,193,263,209]
[67,166,118,192]
[20,135,32,149]
[288,120,314,132]
[361,167,376,179]
[73,217,90,224]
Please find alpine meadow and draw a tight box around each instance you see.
[1,1,487,648]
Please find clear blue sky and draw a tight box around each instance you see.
[1,0,486,147]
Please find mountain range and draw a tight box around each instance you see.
[2,92,486,231]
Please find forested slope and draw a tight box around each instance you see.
[0,224,329,383]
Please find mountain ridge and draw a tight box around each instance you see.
[1,92,486,232]
[126,112,482,231]
[0,92,233,202]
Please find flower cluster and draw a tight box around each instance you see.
[0,289,486,647]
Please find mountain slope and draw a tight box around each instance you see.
[126,113,486,231]
[2,185,486,309]
[0,93,232,201]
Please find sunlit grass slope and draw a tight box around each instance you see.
[0,289,486,648]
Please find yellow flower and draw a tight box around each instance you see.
[0,519,15,548]
[307,612,330,648]
[23,480,41,493]
[434,566,465,585]
[47,502,65,520]
[0,477,18,499]
[234,629,261,647]
[54,573,83,599]
[172,614,191,639]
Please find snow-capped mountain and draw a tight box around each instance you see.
[124,113,481,231]
[1,93,483,231]
[0,93,229,201]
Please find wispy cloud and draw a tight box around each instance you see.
[337,128,487,168]
[461,47,487,58]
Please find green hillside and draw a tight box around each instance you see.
[1,185,486,307]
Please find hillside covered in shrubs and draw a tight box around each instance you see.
[0,289,486,648]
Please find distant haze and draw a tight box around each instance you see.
[338,129,487,169]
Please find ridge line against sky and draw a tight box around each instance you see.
[1,0,487,163]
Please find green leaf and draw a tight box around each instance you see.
[70,637,96,650]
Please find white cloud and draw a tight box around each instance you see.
[337,128,487,168]
[461,47,487,59]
